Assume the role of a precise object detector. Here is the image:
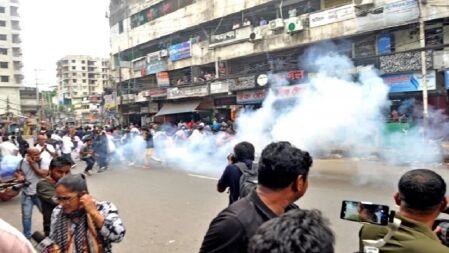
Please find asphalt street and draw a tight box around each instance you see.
[1,158,449,253]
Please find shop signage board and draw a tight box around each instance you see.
[355,0,419,33]
[382,71,436,93]
[236,89,267,104]
[229,76,256,91]
[269,70,308,87]
[309,4,355,28]
[147,60,167,74]
[169,41,191,61]
[156,72,170,87]
[103,94,116,110]
[167,85,209,99]
[210,80,232,94]
[147,51,161,63]
[274,85,305,98]
[149,102,159,113]
[210,31,236,45]
[149,88,167,98]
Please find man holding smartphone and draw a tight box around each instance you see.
[360,169,449,253]
[16,148,48,239]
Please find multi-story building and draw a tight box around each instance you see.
[109,0,449,126]
[56,55,111,123]
[0,0,23,116]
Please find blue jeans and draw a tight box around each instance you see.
[21,192,42,239]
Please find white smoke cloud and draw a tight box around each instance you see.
[151,44,447,178]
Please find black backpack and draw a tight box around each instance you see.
[235,162,258,198]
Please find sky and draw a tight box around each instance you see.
[21,0,110,90]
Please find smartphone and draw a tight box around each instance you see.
[340,200,390,225]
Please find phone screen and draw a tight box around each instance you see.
[340,200,389,225]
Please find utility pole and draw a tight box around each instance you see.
[418,0,428,124]
[34,69,41,128]
[6,96,10,123]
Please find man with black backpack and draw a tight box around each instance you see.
[217,142,256,205]
[200,142,313,253]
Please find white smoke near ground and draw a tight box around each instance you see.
[150,43,449,178]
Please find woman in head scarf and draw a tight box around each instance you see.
[50,174,125,253]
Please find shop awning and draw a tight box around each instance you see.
[155,100,201,116]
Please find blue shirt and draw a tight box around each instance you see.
[217,159,253,205]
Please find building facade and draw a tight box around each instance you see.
[56,55,111,124]
[109,0,449,126]
[0,0,23,116]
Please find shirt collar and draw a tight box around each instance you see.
[249,191,278,220]
[395,213,440,240]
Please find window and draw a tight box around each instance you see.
[72,73,76,76]
[0,48,7,55]
[81,60,85,64]
[82,73,86,77]
[118,20,124,34]
[1,76,9,82]
[0,34,6,41]
[0,21,5,27]
[82,67,86,70]
[0,62,8,68]
[71,66,76,70]
[72,79,76,83]
[72,60,76,63]
[83,79,86,83]
[0,7,4,13]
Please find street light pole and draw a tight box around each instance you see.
[418,0,428,124]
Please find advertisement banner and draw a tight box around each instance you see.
[269,70,309,87]
[149,88,167,98]
[103,94,116,110]
[309,4,355,28]
[236,89,267,104]
[229,76,256,91]
[167,85,209,99]
[274,85,305,98]
[210,81,231,94]
[169,41,192,61]
[382,71,436,93]
[156,72,170,87]
[147,60,167,75]
[355,0,419,32]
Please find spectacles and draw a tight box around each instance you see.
[53,195,77,204]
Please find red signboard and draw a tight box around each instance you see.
[276,85,304,98]
[149,88,167,98]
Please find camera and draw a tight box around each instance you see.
[340,200,393,226]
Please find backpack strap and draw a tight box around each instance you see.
[234,162,249,174]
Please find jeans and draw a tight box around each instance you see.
[21,192,42,239]
[82,157,95,172]
[98,153,108,168]
[61,153,74,165]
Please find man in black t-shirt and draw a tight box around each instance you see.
[199,141,313,253]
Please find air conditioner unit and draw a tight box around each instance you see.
[269,19,284,30]
[286,17,303,34]
[159,49,169,58]
[249,27,263,42]
[353,0,374,7]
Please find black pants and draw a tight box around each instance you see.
[61,153,74,165]
[82,157,95,172]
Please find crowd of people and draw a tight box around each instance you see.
[1,120,449,253]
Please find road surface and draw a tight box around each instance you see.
[1,158,448,252]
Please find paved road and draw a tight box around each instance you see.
[1,158,448,252]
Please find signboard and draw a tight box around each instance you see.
[132,57,146,70]
[210,31,236,45]
[356,0,419,32]
[269,70,308,87]
[136,91,148,102]
[378,33,393,55]
[149,88,167,98]
[147,60,167,74]
[236,89,267,104]
[380,50,433,74]
[167,85,209,99]
[210,81,230,94]
[445,70,449,90]
[156,72,170,87]
[229,76,256,91]
[149,102,159,113]
[274,85,305,98]
[382,71,436,93]
[147,51,161,63]
[309,4,355,28]
[169,41,191,61]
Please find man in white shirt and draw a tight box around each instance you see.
[35,135,57,170]
[61,132,74,165]
[0,136,19,157]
